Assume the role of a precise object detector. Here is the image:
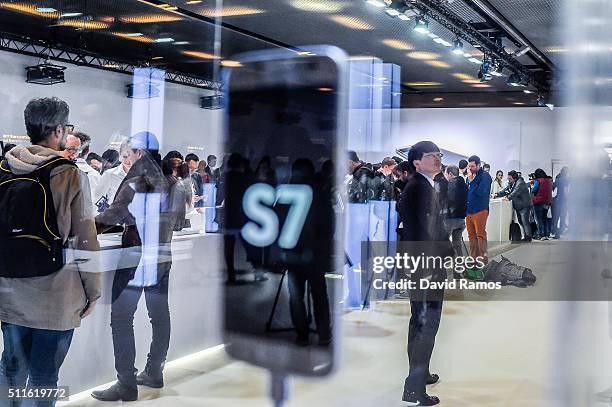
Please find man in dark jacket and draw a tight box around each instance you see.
[92,132,178,402]
[444,165,468,268]
[531,168,553,240]
[495,170,533,241]
[398,141,451,406]
[466,155,492,264]
[347,150,376,203]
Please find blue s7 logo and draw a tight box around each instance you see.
[241,183,313,249]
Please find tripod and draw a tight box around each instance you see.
[265,270,313,333]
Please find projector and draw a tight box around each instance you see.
[200,95,223,109]
[25,63,66,85]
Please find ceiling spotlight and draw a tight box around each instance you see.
[490,60,504,76]
[385,8,400,16]
[434,38,452,47]
[154,37,175,43]
[507,73,524,87]
[414,16,429,34]
[477,58,493,82]
[523,89,533,94]
[452,38,463,55]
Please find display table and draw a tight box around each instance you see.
[463,198,513,248]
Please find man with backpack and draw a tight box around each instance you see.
[0,97,100,405]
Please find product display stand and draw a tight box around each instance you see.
[265,270,313,333]
[270,371,288,407]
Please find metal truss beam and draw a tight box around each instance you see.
[0,32,222,91]
[410,0,550,93]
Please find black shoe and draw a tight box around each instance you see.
[91,382,138,402]
[402,391,440,406]
[521,237,532,242]
[137,370,164,388]
[426,373,439,385]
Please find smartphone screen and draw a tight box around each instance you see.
[222,50,343,376]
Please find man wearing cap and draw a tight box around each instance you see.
[92,132,178,402]
[466,155,492,269]
[398,141,451,406]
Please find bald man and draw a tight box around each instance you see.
[61,134,81,161]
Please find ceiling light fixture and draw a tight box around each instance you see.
[366,0,387,8]
[36,7,57,13]
[507,73,524,87]
[433,38,452,47]
[478,57,493,82]
[468,57,482,64]
[173,41,190,45]
[523,89,533,94]
[414,16,429,34]
[154,37,175,43]
[125,32,143,37]
[452,38,463,55]
[60,12,83,18]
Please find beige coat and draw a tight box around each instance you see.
[0,145,101,331]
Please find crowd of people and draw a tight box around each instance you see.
[346,149,570,252]
[0,97,226,404]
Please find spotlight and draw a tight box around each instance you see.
[507,73,524,87]
[414,16,429,34]
[452,38,463,55]
[477,58,493,82]
[366,0,387,7]
[384,0,409,16]
[25,62,66,85]
[491,60,504,77]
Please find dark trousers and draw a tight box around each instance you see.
[551,198,567,236]
[111,272,170,388]
[403,299,443,398]
[287,269,331,342]
[534,204,549,237]
[224,234,237,282]
[515,207,532,239]
[0,323,73,407]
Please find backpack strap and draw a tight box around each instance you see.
[0,160,11,173]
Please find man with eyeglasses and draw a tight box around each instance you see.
[399,141,452,406]
[60,133,81,161]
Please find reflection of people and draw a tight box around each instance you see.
[286,159,332,346]
[444,165,468,269]
[220,153,249,284]
[93,139,134,209]
[531,168,553,240]
[399,141,450,406]
[92,132,177,402]
[0,97,100,406]
[495,171,533,241]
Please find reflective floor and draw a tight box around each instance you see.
[59,241,612,406]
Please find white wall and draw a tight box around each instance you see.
[0,50,222,158]
[351,107,565,177]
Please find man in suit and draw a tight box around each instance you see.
[399,141,451,406]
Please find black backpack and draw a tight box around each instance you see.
[509,221,522,243]
[0,157,75,278]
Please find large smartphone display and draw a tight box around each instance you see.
[222,48,345,376]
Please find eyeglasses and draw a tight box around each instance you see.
[421,152,443,159]
[65,124,74,133]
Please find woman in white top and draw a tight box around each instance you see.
[491,169,505,197]
[93,140,134,211]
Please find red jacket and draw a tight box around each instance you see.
[532,177,553,205]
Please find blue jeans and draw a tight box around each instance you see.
[0,322,73,407]
[534,204,550,237]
